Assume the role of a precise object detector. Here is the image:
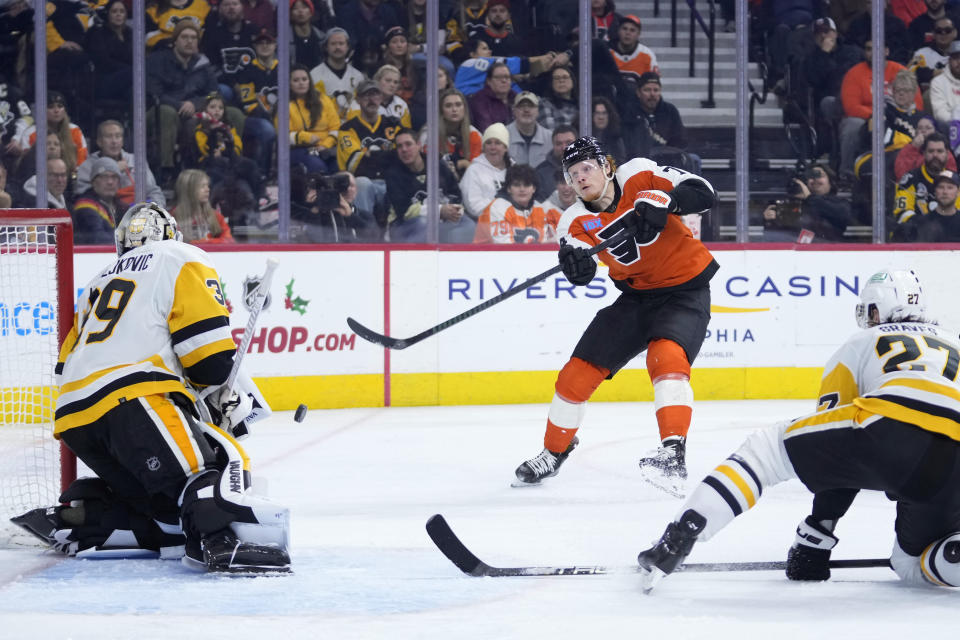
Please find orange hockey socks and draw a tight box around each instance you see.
[544,357,609,453]
[646,339,693,442]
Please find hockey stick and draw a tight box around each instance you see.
[347,229,632,350]
[425,514,891,577]
[197,258,279,423]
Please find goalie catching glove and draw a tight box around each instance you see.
[785,516,838,581]
[628,189,677,245]
[203,371,271,439]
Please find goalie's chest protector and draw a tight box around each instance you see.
[558,158,715,292]
[54,242,234,434]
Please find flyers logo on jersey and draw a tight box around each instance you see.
[597,215,640,265]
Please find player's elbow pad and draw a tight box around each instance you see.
[671,180,715,214]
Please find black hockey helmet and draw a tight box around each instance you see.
[561,136,611,184]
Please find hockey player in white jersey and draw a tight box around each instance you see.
[637,269,960,591]
[11,202,290,573]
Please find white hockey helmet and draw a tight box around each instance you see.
[855,269,928,328]
[115,202,182,256]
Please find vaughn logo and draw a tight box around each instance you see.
[242,275,272,312]
[229,460,243,493]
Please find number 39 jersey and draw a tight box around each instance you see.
[54,242,236,436]
[817,322,960,442]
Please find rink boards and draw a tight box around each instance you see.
[69,245,960,410]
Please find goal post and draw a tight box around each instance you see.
[0,209,77,528]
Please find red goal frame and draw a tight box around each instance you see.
[0,209,77,493]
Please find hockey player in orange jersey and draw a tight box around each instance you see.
[474,164,563,244]
[513,136,717,495]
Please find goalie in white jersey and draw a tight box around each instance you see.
[637,269,960,591]
[11,203,290,574]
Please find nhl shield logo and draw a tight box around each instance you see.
[242,275,272,312]
[146,456,161,472]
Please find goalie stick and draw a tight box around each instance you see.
[347,229,632,350]
[197,258,279,423]
[425,514,890,577]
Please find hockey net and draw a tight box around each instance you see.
[0,210,76,544]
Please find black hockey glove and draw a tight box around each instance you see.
[631,189,676,244]
[785,516,839,581]
[558,238,597,286]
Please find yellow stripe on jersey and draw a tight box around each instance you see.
[819,362,858,409]
[785,404,864,436]
[145,394,200,474]
[878,377,960,403]
[179,338,238,369]
[854,397,960,442]
[54,379,189,434]
[207,423,251,471]
[167,261,230,335]
[715,464,756,508]
[59,355,171,395]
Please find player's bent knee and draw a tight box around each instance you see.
[733,421,798,488]
[555,357,609,403]
[646,339,691,381]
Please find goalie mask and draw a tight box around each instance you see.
[855,269,928,328]
[115,202,182,256]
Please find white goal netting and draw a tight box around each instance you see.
[0,220,71,543]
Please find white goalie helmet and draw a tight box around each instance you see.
[115,202,182,256]
[855,269,928,328]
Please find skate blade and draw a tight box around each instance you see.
[510,478,544,488]
[207,563,292,575]
[640,566,667,594]
[638,468,687,498]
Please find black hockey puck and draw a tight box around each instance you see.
[294,404,308,423]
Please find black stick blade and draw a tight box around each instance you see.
[426,514,487,576]
[346,317,408,350]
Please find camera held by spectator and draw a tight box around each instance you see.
[763,163,853,242]
[312,172,352,213]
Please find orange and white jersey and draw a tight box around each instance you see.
[611,42,659,83]
[54,241,235,435]
[813,321,960,441]
[557,158,715,291]
[475,197,562,244]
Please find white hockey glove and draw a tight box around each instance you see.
[785,516,838,581]
[205,371,272,439]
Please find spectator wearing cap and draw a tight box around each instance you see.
[460,123,512,221]
[146,21,220,180]
[762,162,852,243]
[535,124,577,202]
[337,79,402,178]
[290,0,331,70]
[21,158,72,210]
[286,64,341,175]
[382,26,417,102]
[201,0,259,100]
[506,92,553,167]
[622,72,698,171]
[145,0,211,51]
[838,40,921,178]
[15,91,89,173]
[232,28,280,175]
[344,65,412,128]
[72,156,124,245]
[478,0,523,57]
[802,17,863,156]
[335,0,401,64]
[894,114,957,179]
[469,61,518,132]
[907,0,960,52]
[537,65,579,131]
[383,128,475,243]
[84,0,134,106]
[75,119,166,207]
[907,168,960,240]
[455,39,568,97]
[310,29,366,121]
[930,39,960,126]
[909,15,956,92]
[609,14,659,90]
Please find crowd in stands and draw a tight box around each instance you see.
[2,0,959,243]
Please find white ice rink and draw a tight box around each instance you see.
[2,399,958,639]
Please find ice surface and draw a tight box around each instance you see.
[1,400,956,639]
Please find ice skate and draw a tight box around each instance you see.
[202,529,291,574]
[637,509,706,593]
[637,436,688,497]
[512,436,579,487]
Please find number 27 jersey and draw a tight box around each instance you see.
[54,242,236,436]
[818,322,960,441]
